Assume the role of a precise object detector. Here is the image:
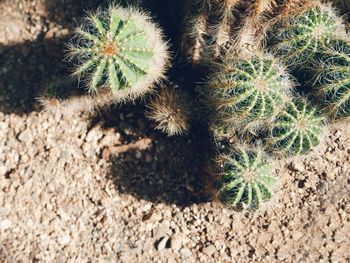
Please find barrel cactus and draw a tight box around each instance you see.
[146,83,192,136]
[68,5,169,102]
[217,146,278,211]
[268,98,323,156]
[204,53,293,135]
[313,38,350,119]
[271,2,346,67]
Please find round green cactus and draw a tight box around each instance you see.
[272,3,346,66]
[205,54,293,134]
[217,147,278,211]
[68,5,169,102]
[268,98,323,156]
[313,38,350,119]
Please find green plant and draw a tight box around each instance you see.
[68,5,169,102]
[146,83,192,136]
[204,53,293,135]
[313,38,350,119]
[271,2,346,67]
[217,146,278,211]
[268,97,323,156]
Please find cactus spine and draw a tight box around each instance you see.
[272,2,346,67]
[181,0,243,67]
[268,98,323,156]
[313,38,350,119]
[68,5,169,102]
[217,146,278,211]
[235,0,278,53]
[146,84,192,136]
[205,53,293,135]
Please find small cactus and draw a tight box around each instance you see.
[68,5,169,102]
[217,146,278,211]
[268,97,323,156]
[204,53,293,135]
[313,38,350,119]
[146,83,192,136]
[271,2,346,66]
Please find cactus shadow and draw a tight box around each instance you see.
[93,104,211,206]
[0,34,73,114]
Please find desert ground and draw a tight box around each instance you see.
[0,0,349,262]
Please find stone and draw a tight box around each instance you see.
[156,236,169,250]
[202,245,216,256]
[180,247,192,258]
[58,234,71,245]
[18,130,33,143]
[290,161,305,172]
[0,219,12,230]
[170,234,182,251]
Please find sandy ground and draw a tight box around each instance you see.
[0,0,350,262]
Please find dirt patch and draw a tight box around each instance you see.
[0,0,349,262]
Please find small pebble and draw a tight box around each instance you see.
[202,245,216,256]
[156,236,169,250]
[180,247,192,258]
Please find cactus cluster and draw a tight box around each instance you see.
[68,6,168,103]
[181,0,326,67]
[37,0,350,212]
[205,53,293,135]
[218,147,278,211]
[313,38,350,119]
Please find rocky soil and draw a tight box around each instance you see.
[0,0,350,262]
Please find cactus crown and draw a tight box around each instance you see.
[218,146,277,211]
[313,38,350,119]
[205,53,293,133]
[272,3,346,66]
[68,5,168,101]
[269,98,323,156]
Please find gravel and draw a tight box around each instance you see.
[0,0,350,262]
[1,85,350,263]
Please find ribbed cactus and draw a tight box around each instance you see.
[272,2,346,66]
[205,53,293,135]
[217,146,278,211]
[146,83,192,136]
[268,98,323,156]
[313,38,350,119]
[68,5,169,102]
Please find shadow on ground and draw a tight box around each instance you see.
[90,104,211,206]
[0,0,100,114]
